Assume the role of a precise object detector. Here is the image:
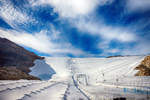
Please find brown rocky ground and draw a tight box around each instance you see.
[0,37,44,80]
[0,67,40,80]
[135,56,150,76]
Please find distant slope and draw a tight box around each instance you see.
[0,37,44,80]
[46,56,145,84]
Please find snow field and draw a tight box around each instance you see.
[0,56,150,100]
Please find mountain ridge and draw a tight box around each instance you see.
[0,37,44,80]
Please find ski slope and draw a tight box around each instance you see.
[0,56,150,100]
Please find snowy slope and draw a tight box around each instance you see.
[45,57,71,79]
[0,56,150,100]
[73,56,145,84]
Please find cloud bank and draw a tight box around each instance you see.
[0,0,150,57]
[31,0,113,18]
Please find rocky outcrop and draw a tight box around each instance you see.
[0,67,40,80]
[0,37,44,80]
[135,56,150,76]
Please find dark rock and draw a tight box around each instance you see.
[0,37,44,80]
[107,55,123,58]
[0,67,40,80]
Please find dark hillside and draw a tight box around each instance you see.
[0,37,44,80]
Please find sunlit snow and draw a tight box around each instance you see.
[0,56,150,100]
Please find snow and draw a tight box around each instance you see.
[72,56,144,84]
[0,56,150,100]
[45,57,71,79]
[20,82,68,100]
[29,59,56,80]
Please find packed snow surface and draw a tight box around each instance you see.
[1,56,150,100]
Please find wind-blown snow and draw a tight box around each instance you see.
[0,56,150,100]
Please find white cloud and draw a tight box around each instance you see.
[49,24,61,40]
[29,0,138,56]
[1,0,147,56]
[0,29,85,56]
[0,29,53,53]
[106,49,120,54]
[0,0,35,28]
[31,0,113,18]
[127,0,150,12]
[75,20,136,42]
[99,48,121,57]
[121,40,150,56]
[98,40,121,56]
[70,19,137,56]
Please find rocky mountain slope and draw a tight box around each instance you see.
[0,67,40,80]
[0,37,44,80]
[135,55,150,76]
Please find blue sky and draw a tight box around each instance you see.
[0,0,150,57]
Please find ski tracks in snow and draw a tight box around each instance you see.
[19,82,68,100]
[63,58,90,100]
[62,82,90,100]
[0,81,67,100]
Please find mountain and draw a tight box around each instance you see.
[0,67,40,80]
[0,56,149,100]
[135,55,150,76]
[0,37,44,80]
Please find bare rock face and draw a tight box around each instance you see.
[135,56,150,76]
[0,37,44,80]
[0,67,40,80]
[141,56,150,68]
